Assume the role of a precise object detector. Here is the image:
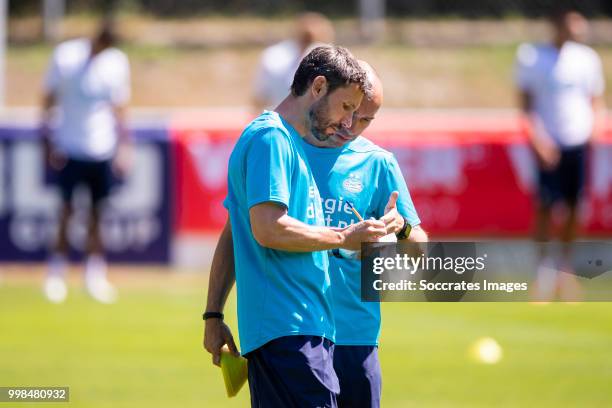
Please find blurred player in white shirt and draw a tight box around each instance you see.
[41,21,131,304]
[515,7,606,296]
[252,12,334,112]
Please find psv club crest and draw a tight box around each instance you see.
[342,173,363,193]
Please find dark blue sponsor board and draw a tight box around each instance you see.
[0,125,172,263]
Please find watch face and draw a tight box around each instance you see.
[397,218,411,239]
[404,223,412,238]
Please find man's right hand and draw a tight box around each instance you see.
[340,219,387,250]
[203,319,240,367]
[534,139,560,171]
[41,130,66,171]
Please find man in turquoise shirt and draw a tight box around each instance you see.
[204,60,426,407]
[205,46,390,407]
[303,62,427,408]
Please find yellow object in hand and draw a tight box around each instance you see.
[220,345,248,397]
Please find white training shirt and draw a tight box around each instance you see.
[253,40,322,110]
[44,38,131,161]
[515,41,605,148]
[253,40,302,110]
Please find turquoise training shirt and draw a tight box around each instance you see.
[300,136,420,346]
[224,111,334,354]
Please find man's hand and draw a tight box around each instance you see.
[379,191,404,235]
[41,130,66,171]
[533,138,560,171]
[112,142,132,179]
[340,219,387,250]
[204,319,240,367]
[519,91,560,171]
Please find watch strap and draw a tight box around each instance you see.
[203,312,224,321]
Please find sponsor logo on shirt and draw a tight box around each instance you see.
[342,173,363,193]
[306,184,325,222]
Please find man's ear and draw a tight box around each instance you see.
[311,76,328,99]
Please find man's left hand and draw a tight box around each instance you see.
[379,191,404,235]
[112,142,132,179]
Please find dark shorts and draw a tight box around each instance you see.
[245,335,339,408]
[538,145,587,207]
[333,345,381,408]
[58,159,115,206]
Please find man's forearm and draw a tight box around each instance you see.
[249,203,345,252]
[250,202,387,252]
[408,225,428,243]
[259,213,345,252]
[205,220,236,313]
[518,91,555,146]
[518,91,538,141]
[519,105,540,146]
[112,105,130,142]
[40,93,56,132]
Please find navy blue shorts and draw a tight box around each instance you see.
[58,159,115,206]
[333,345,381,408]
[537,145,587,207]
[245,335,339,408]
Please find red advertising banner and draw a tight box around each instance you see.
[171,110,612,237]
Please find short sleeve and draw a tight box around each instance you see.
[514,43,537,92]
[110,53,131,105]
[43,50,61,93]
[377,154,420,227]
[245,129,294,209]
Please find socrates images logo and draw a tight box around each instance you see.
[342,173,363,193]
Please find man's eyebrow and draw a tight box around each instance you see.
[345,102,357,110]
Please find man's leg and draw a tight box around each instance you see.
[83,160,117,304]
[44,202,72,303]
[534,202,552,255]
[87,205,104,255]
[559,146,586,264]
[56,202,72,255]
[533,162,558,300]
[561,203,579,260]
[557,202,583,300]
[557,146,587,300]
[44,160,75,303]
[334,345,381,408]
[246,335,339,408]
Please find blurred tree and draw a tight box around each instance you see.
[386,0,609,18]
[7,0,612,18]
[11,0,121,15]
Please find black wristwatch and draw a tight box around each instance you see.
[202,312,224,321]
[395,216,412,240]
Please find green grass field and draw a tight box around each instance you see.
[1,267,612,407]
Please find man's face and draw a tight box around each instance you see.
[557,12,589,42]
[323,96,380,147]
[307,82,363,144]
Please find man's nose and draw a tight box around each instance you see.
[340,114,353,129]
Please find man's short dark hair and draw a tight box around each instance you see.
[290,45,371,98]
[94,19,118,48]
[548,2,586,25]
